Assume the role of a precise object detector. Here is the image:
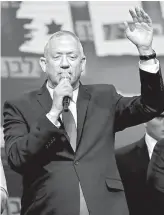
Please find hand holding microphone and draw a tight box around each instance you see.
[63,95,70,112]
[62,75,72,112]
[48,75,73,118]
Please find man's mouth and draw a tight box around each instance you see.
[60,75,71,81]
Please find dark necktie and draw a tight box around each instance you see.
[62,109,89,215]
[62,109,77,152]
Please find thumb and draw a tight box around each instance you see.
[123,21,131,35]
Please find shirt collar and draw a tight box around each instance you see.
[145,133,157,159]
[46,81,79,104]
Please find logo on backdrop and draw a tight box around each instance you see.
[1,1,73,55]
[1,1,74,78]
[1,1,164,78]
[2,1,164,57]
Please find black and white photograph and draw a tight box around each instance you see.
[1,1,164,215]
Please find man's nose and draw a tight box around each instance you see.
[60,55,70,69]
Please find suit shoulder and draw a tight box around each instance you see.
[154,138,164,154]
[116,137,145,157]
[116,138,145,162]
[3,88,39,109]
[85,84,117,94]
[116,142,138,156]
[115,143,138,169]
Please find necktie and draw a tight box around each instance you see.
[62,109,77,152]
[62,109,89,215]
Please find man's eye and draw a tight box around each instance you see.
[54,56,60,60]
[69,55,77,60]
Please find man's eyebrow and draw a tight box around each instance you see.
[67,52,78,55]
[55,51,78,54]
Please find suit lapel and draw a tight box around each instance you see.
[36,80,52,113]
[136,137,150,170]
[76,84,91,147]
[36,82,91,151]
[36,80,72,149]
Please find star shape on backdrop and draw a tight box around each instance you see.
[46,20,62,34]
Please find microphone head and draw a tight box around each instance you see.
[63,96,70,112]
[61,74,71,112]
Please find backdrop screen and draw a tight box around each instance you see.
[1,1,164,214]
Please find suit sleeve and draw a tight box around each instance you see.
[3,101,66,174]
[114,68,164,132]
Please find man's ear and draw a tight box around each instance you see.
[39,57,46,73]
[80,56,86,74]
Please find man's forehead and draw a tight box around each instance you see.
[50,35,78,45]
[49,35,79,52]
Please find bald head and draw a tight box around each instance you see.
[44,31,84,58]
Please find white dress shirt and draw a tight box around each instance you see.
[139,59,159,74]
[46,82,79,128]
[145,133,157,159]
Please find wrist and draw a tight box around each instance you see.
[137,46,154,55]
[46,112,61,127]
[138,48,156,64]
[48,109,61,119]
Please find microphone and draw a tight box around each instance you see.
[63,96,70,112]
[62,75,70,112]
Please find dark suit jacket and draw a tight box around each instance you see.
[147,138,164,214]
[3,69,164,215]
[115,137,153,215]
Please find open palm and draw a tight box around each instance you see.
[124,7,153,48]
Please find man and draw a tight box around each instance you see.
[0,158,8,214]
[147,138,164,214]
[116,113,164,215]
[3,7,164,215]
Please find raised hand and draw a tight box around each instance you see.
[124,7,153,53]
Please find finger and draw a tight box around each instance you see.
[61,80,73,89]
[63,78,71,85]
[63,83,73,91]
[59,78,71,86]
[123,21,131,34]
[61,76,71,82]
[135,7,143,23]
[60,84,72,93]
[141,22,153,31]
[123,21,128,30]
[123,21,130,31]
[129,9,138,23]
[140,8,152,27]
[63,88,73,99]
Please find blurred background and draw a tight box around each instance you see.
[1,1,164,214]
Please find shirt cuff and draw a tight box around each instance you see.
[139,59,159,73]
[46,113,61,128]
